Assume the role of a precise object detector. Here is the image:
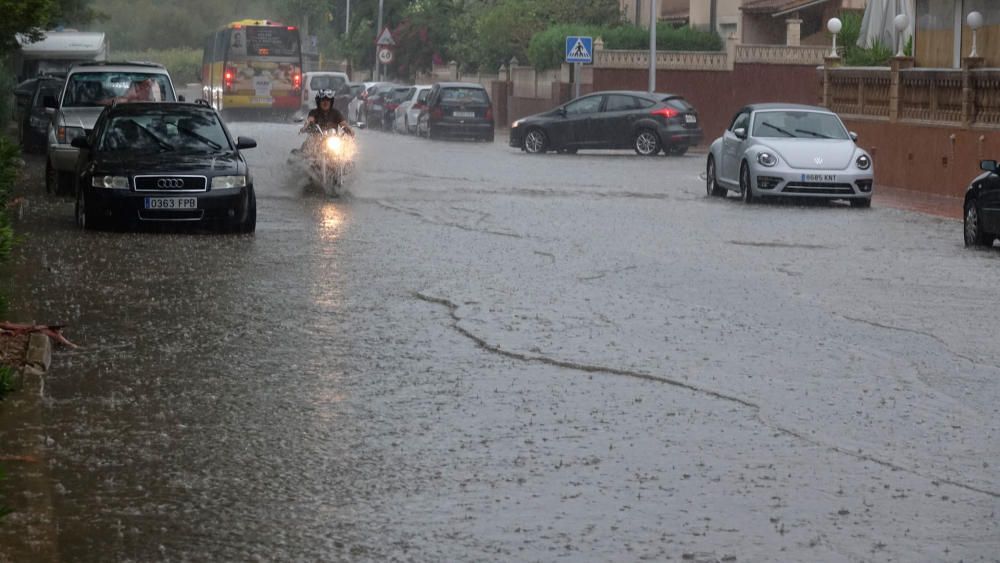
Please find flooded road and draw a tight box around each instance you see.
[1,123,998,561]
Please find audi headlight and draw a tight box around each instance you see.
[91,176,129,189]
[512,120,521,128]
[757,152,777,167]
[211,175,247,189]
[856,154,871,170]
[58,125,85,144]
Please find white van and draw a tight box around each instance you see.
[299,71,349,112]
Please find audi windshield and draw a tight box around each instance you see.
[99,109,232,154]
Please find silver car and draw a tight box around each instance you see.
[706,104,874,207]
[393,85,431,134]
[45,61,178,194]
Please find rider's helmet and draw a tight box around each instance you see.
[315,89,336,108]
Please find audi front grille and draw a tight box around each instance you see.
[133,175,208,192]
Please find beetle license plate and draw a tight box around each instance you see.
[145,197,197,210]
[802,174,836,182]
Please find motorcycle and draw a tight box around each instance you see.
[294,123,357,197]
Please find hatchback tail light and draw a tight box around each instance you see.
[413,102,426,111]
[430,107,444,119]
[485,107,494,121]
[651,107,679,119]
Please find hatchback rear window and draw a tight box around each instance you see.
[440,88,489,104]
[310,75,346,91]
[663,97,693,111]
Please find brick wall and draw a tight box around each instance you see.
[594,63,822,146]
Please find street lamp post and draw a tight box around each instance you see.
[374,0,384,80]
[648,0,657,92]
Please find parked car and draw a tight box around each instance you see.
[69,100,257,232]
[964,159,1000,248]
[509,91,701,156]
[335,82,366,116]
[44,61,179,194]
[15,75,64,153]
[417,82,494,142]
[705,103,874,207]
[364,83,405,130]
[394,85,431,134]
[348,82,379,126]
[299,71,349,113]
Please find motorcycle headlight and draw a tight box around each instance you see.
[58,125,85,144]
[325,136,344,154]
[211,175,247,189]
[91,175,129,189]
[757,152,777,167]
[856,154,871,170]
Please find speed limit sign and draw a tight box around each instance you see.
[378,48,394,64]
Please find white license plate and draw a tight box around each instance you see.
[802,174,836,182]
[453,111,475,118]
[685,114,697,123]
[144,197,197,210]
[252,97,273,105]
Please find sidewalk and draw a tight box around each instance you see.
[873,185,962,220]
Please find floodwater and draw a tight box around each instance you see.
[1,123,998,561]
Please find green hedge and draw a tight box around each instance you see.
[529,23,723,70]
[114,48,202,84]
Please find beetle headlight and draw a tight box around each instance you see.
[211,175,247,189]
[91,176,129,189]
[757,152,777,167]
[856,154,871,170]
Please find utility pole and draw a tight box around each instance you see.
[374,0,384,80]
[345,0,350,35]
[648,0,657,92]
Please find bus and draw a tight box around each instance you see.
[201,19,303,117]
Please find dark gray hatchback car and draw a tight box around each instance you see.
[417,82,495,142]
[509,90,702,156]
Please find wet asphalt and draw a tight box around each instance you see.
[1,123,998,562]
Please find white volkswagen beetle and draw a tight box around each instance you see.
[706,104,874,207]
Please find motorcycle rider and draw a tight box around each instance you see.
[303,89,352,136]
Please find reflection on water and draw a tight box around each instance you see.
[319,203,344,240]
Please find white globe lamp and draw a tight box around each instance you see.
[827,18,842,58]
[893,14,909,57]
[968,11,984,57]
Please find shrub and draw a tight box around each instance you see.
[529,23,722,70]
[0,135,17,264]
[114,48,203,84]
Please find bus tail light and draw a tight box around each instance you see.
[293,72,302,90]
[224,68,235,90]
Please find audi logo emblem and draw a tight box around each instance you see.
[157,178,186,188]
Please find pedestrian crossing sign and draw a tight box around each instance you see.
[565,36,593,64]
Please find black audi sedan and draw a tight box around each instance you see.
[509,91,702,156]
[70,101,258,232]
[964,159,1000,248]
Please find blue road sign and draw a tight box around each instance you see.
[565,36,593,64]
